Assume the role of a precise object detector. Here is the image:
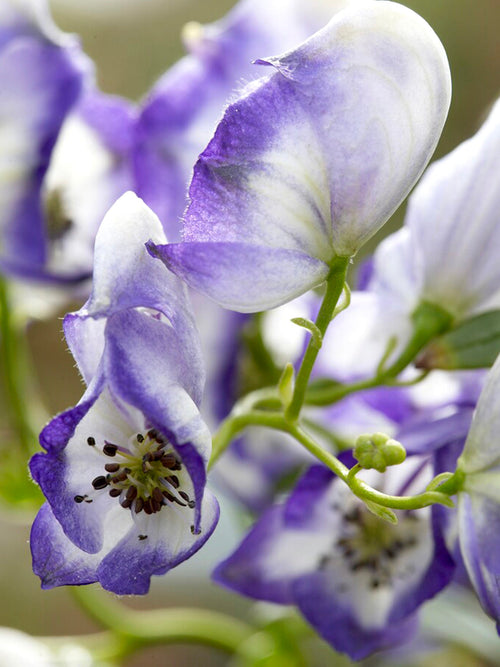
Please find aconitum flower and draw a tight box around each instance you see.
[30,193,219,594]
[0,0,91,278]
[454,352,500,626]
[214,459,455,659]
[134,0,363,239]
[323,98,500,379]
[149,1,451,312]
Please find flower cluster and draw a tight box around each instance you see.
[1,0,499,662]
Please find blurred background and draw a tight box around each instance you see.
[0,0,498,664]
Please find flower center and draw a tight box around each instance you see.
[323,502,421,590]
[74,428,195,515]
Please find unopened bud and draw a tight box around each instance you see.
[353,432,406,472]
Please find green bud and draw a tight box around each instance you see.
[353,432,406,472]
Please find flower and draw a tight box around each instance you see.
[134,0,363,239]
[148,1,451,312]
[214,459,455,659]
[454,352,500,627]
[30,193,219,594]
[323,97,500,379]
[0,0,91,279]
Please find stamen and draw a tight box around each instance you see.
[138,534,148,541]
[87,437,96,446]
[136,434,144,443]
[109,488,122,498]
[74,495,85,503]
[103,443,118,457]
[92,476,108,490]
[105,463,120,473]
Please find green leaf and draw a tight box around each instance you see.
[416,309,500,370]
[290,317,323,349]
[364,500,398,525]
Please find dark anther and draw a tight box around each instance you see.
[103,443,118,456]
[187,500,196,509]
[134,497,144,513]
[161,453,177,469]
[110,470,129,484]
[109,488,122,498]
[92,475,108,490]
[120,497,133,509]
[84,498,93,503]
[126,486,138,501]
[167,475,179,488]
[105,463,120,473]
[138,534,148,541]
[152,498,162,513]
[136,433,144,443]
[143,499,153,515]
[152,487,164,503]
[190,525,201,535]
[87,437,96,446]
[179,491,190,503]
[147,429,158,440]
[74,495,85,503]
[162,489,176,503]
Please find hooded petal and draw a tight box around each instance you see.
[134,0,366,238]
[407,98,500,318]
[150,1,450,311]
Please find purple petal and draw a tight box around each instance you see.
[148,241,329,312]
[31,504,100,588]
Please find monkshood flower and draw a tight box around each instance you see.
[324,98,500,379]
[148,1,451,312]
[214,458,455,659]
[134,0,361,239]
[30,193,219,594]
[41,91,136,282]
[453,352,500,627]
[0,0,91,279]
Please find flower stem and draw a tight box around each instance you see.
[285,256,349,422]
[71,586,255,655]
[0,278,39,455]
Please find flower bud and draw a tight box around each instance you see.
[353,433,406,472]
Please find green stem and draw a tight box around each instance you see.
[285,257,349,422]
[0,278,39,455]
[71,586,254,655]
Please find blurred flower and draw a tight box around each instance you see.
[30,193,218,594]
[149,1,451,311]
[0,0,91,279]
[0,627,93,667]
[455,352,500,628]
[324,97,500,379]
[214,458,455,659]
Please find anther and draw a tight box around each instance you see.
[110,470,129,484]
[120,497,133,509]
[105,463,120,473]
[152,487,164,503]
[136,433,144,443]
[167,475,179,488]
[92,475,108,490]
[103,443,118,457]
[161,453,177,469]
[138,534,148,541]
[126,486,138,501]
[143,499,153,515]
[134,497,144,513]
[109,488,122,498]
[87,437,96,446]
[74,495,85,503]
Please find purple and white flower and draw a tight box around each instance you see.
[214,458,455,659]
[30,193,219,594]
[134,0,363,239]
[454,352,500,627]
[324,97,500,378]
[0,0,91,279]
[149,1,451,312]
